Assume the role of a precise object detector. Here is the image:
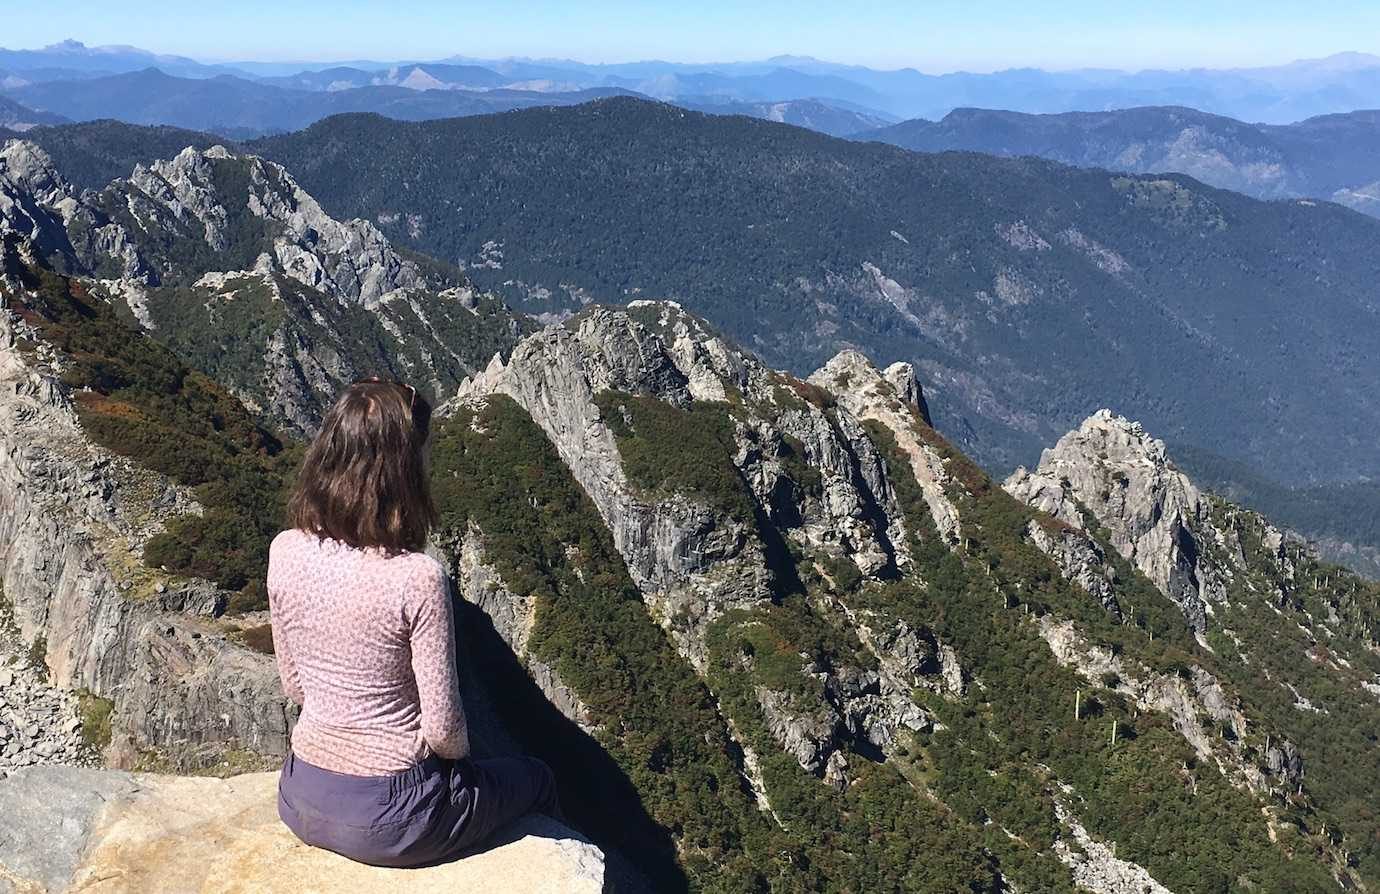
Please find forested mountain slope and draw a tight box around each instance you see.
[0,96,67,131]
[860,106,1380,217]
[253,98,1380,486]
[3,119,227,189]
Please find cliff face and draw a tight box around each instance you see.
[451,303,954,777]
[0,252,291,772]
[1006,410,1228,632]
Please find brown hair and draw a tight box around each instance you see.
[287,378,436,554]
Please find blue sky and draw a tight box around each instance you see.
[10,0,1380,71]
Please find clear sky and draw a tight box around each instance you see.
[7,0,1380,72]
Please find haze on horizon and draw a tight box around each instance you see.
[10,0,1380,73]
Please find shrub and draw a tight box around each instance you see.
[77,689,114,750]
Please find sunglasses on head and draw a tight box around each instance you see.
[352,376,417,411]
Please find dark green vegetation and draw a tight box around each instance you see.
[859,106,1380,217]
[253,98,1380,484]
[863,418,1355,892]
[2,237,295,603]
[431,395,1010,892]
[430,396,774,891]
[1198,502,1380,882]
[593,391,756,522]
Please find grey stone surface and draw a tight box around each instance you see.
[453,306,966,778]
[0,765,139,892]
[1005,409,1228,631]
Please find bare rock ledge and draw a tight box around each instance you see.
[0,766,605,894]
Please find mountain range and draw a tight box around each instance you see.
[2,129,1379,889]
[8,40,1380,122]
[0,65,894,139]
[2,68,640,138]
[12,97,1380,576]
[862,105,1380,217]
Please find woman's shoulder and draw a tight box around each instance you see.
[270,528,314,557]
[388,549,447,583]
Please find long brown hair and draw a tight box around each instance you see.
[287,378,436,553]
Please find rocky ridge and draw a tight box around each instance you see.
[1006,410,1230,633]
[452,304,965,782]
[440,304,1380,887]
[0,138,526,434]
[1007,408,1380,887]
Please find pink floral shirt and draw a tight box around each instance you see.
[267,529,469,776]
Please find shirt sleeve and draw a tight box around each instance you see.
[409,562,470,759]
[267,581,305,706]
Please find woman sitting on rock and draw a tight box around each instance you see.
[268,378,561,867]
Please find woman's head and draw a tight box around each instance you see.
[288,378,436,553]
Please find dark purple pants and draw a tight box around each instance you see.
[277,751,560,868]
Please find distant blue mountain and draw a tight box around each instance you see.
[7,40,1380,127]
[3,68,637,137]
[255,63,511,92]
[0,39,243,81]
[859,105,1380,217]
[436,51,1380,123]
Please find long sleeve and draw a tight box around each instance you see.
[268,583,305,706]
[408,564,470,759]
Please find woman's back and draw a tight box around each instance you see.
[268,528,467,776]
[269,377,558,868]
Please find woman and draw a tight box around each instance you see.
[268,378,560,868]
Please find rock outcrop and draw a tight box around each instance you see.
[455,306,901,665]
[452,307,963,777]
[0,765,605,894]
[0,608,93,776]
[124,145,430,307]
[1052,797,1172,894]
[809,349,960,546]
[1006,410,1226,631]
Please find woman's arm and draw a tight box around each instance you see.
[409,562,470,759]
[267,585,305,706]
